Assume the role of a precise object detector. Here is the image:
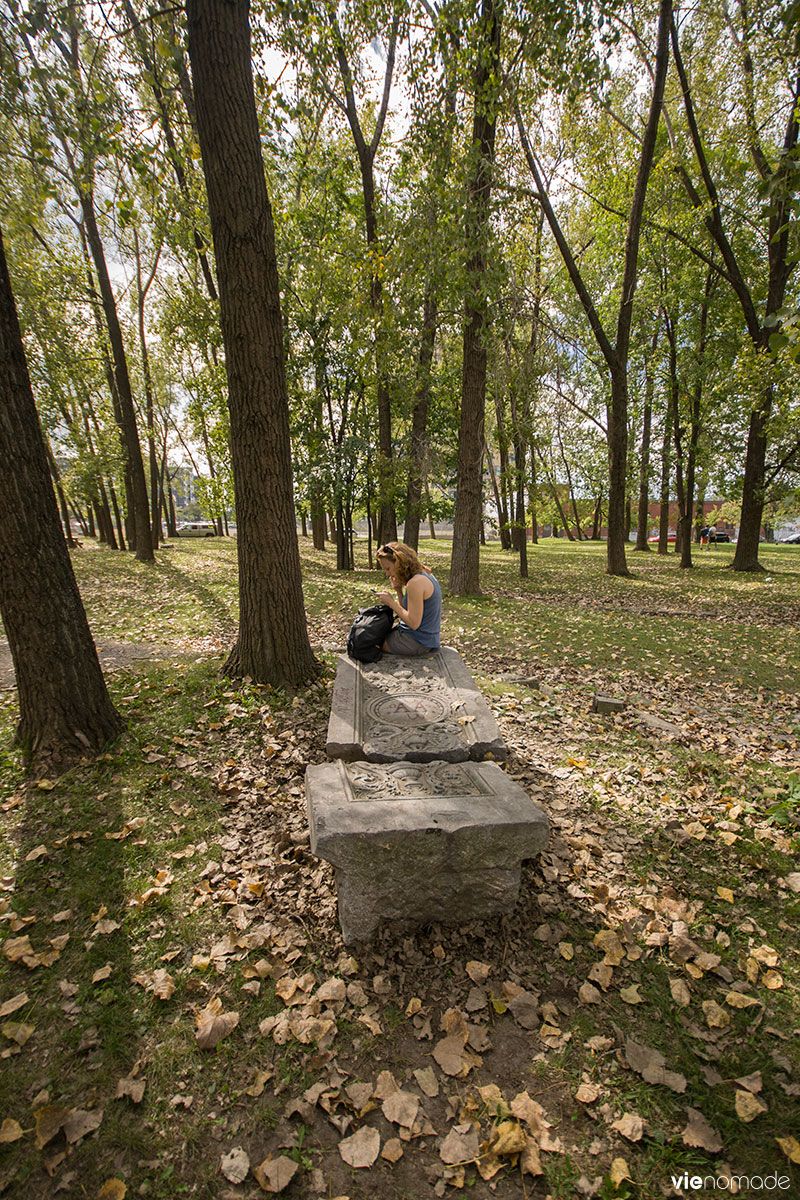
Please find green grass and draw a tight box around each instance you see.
[1,535,799,1197]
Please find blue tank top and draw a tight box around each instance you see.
[399,571,442,648]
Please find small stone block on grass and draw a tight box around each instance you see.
[306,758,549,943]
[592,695,626,715]
[326,647,507,763]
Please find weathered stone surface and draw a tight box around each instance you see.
[326,648,506,763]
[592,694,626,715]
[306,759,549,943]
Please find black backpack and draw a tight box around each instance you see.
[346,604,395,663]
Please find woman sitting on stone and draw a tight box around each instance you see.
[376,541,442,655]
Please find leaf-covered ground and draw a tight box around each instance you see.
[0,537,798,1199]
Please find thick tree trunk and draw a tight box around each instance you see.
[450,0,501,595]
[0,227,123,762]
[607,369,631,574]
[732,392,771,571]
[187,0,319,686]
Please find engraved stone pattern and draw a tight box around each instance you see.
[326,648,506,763]
[344,761,488,803]
[306,759,549,943]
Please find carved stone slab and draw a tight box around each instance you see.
[326,648,506,763]
[306,758,549,943]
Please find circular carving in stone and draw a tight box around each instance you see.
[368,693,450,728]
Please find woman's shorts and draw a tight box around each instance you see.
[383,628,438,656]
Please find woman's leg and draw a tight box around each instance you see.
[383,628,435,656]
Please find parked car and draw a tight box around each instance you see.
[177,521,216,538]
[647,533,676,543]
[779,533,800,544]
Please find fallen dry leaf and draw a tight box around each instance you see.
[115,1077,146,1104]
[576,1083,600,1104]
[97,1181,126,1200]
[735,1071,762,1094]
[253,1155,298,1193]
[338,1125,380,1168]
[593,929,626,965]
[2,1021,34,1046]
[702,1000,730,1029]
[0,992,29,1019]
[465,960,491,985]
[3,936,34,963]
[625,1040,687,1093]
[579,982,602,1005]
[735,1090,767,1122]
[195,998,239,1050]
[776,1136,800,1163]
[221,1146,250,1184]
[725,991,760,1009]
[381,1090,419,1129]
[670,978,691,1007]
[611,1112,644,1142]
[433,1035,471,1077]
[413,1066,439,1097]
[381,1137,404,1162]
[609,1157,631,1187]
[63,1108,103,1144]
[507,990,539,1029]
[0,1118,23,1143]
[682,1108,723,1153]
[619,985,644,1005]
[34,1104,71,1149]
[439,1123,479,1164]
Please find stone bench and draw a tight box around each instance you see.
[306,758,549,943]
[326,647,506,763]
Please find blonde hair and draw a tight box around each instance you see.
[376,541,428,587]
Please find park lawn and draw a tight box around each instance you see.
[0,536,798,1199]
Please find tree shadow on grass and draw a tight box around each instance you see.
[155,554,238,643]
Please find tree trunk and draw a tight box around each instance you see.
[665,316,689,564]
[450,0,501,595]
[671,26,799,572]
[606,368,631,573]
[331,15,399,548]
[657,416,671,555]
[80,194,153,562]
[404,291,437,552]
[0,227,123,763]
[187,0,319,687]
[732,393,771,570]
[134,229,162,549]
[634,330,657,550]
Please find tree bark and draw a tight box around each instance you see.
[657,416,671,554]
[0,227,123,763]
[634,329,658,550]
[450,0,501,595]
[187,0,319,686]
[515,0,671,576]
[404,291,437,551]
[330,13,399,547]
[671,23,799,571]
[80,197,153,561]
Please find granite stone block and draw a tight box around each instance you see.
[306,758,549,943]
[326,647,506,763]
